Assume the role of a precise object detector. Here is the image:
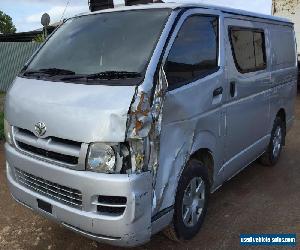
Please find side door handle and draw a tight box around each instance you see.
[230,81,236,98]
[213,87,223,97]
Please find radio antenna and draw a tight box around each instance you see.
[60,0,70,22]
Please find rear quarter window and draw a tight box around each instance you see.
[269,26,296,69]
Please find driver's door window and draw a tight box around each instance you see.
[164,15,219,91]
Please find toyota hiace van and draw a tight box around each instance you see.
[4,3,297,246]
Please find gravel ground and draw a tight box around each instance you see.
[0,95,300,250]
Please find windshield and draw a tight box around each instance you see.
[24,9,171,84]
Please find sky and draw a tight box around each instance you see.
[0,0,272,32]
[0,0,89,32]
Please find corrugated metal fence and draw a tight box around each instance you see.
[0,42,40,92]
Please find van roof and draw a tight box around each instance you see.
[76,2,292,25]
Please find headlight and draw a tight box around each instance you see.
[87,143,116,173]
[4,119,13,145]
[86,141,148,174]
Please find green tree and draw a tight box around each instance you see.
[33,33,45,43]
[0,10,16,34]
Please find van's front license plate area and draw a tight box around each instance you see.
[37,199,52,214]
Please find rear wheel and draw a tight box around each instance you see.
[260,116,285,166]
[164,159,209,241]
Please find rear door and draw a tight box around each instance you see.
[223,18,271,179]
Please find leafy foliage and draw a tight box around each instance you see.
[0,10,16,34]
[33,34,45,43]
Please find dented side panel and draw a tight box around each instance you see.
[126,9,227,215]
[154,70,226,212]
[150,9,226,214]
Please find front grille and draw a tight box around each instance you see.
[14,127,82,166]
[15,168,82,209]
[18,141,78,165]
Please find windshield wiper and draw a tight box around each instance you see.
[61,71,142,81]
[23,68,76,77]
[87,71,142,80]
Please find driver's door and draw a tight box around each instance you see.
[153,9,226,214]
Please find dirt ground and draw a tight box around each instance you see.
[0,96,300,250]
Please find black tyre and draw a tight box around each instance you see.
[260,116,285,166]
[164,159,209,241]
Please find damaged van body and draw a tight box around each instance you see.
[4,3,297,247]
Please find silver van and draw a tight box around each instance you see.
[4,3,298,247]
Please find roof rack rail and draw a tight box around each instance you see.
[88,0,162,12]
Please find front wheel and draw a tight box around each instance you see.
[260,116,285,166]
[164,159,209,241]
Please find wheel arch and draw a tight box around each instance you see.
[190,148,214,186]
[276,108,286,144]
[276,108,286,125]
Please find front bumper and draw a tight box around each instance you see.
[5,143,153,247]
